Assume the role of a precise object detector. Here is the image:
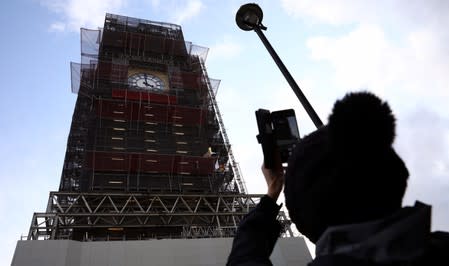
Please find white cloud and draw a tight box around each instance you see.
[283,0,449,117]
[306,23,449,105]
[150,0,160,8]
[49,21,66,32]
[172,0,203,24]
[397,109,449,231]
[208,37,243,62]
[280,0,449,30]
[279,0,449,110]
[280,0,383,25]
[41,0,127,32]
[306,24,395,96]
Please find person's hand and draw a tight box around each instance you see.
[261,158,284,201]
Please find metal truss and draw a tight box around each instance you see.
[28,192,294,240]
[28,192,292,240]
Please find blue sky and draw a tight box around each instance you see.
[1,0,449,264]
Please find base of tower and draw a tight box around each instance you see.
[12,237,311,266]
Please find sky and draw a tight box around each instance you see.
[1,0,448,264]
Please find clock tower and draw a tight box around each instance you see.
[25,13,293,241]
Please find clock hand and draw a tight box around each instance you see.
[143,74,154,87]
[142,80,154,88]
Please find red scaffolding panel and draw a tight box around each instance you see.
[86,152,215,175]
[97,98,207,125]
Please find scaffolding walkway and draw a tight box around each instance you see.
[199,60,247,194]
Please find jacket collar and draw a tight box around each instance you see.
[315,201,431,264]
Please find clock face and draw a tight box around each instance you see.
[128,73,165,91]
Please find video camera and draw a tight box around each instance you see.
[256,109,300,169]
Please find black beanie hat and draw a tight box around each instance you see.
[284,92,409,243]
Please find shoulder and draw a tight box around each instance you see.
[414,231,449,265]
[428,231,449,260]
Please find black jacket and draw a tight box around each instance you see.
[227,195,283,266]
[227,197,449,266]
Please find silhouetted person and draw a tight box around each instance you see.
[227,92,449,266]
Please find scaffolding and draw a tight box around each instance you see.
[27,13,290,241]
[63,14,243,195]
